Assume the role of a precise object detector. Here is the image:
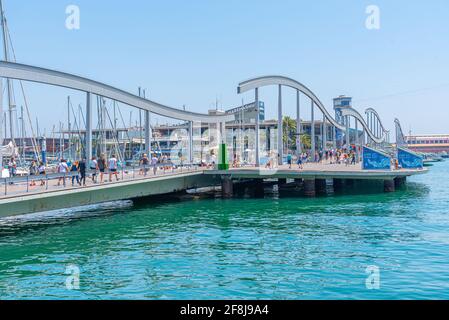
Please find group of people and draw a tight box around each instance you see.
[56,152,173,188]
[324,148,358,166]
[2,157,46,185]
[24,154,121,188]
[262,147,360,170]
[28,159,48,186]
[138,153,163,176]
[12,151,177,189]
[56,158,87,187]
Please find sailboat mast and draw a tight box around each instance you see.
[0,0,15,143]
[20,105,25,160]
[0,77,2,168]
[67,96,71,160]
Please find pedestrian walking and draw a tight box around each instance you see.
[79,158,87,186]
[70,161,80,186]
[29,160,38,187]
[98,154,106,183]
[57,159,69,186]
[151,154,159,175]
[90,156,98,183]
[108,154,119,182]
[38,161,46,186]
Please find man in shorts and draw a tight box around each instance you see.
[108,154,119,182]
[90,156,98,183]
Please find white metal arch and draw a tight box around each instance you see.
[0,61,235,123]
[394,118,407,146]
[340,108,386,144]
[238,75,388,145]
[238,75,346,131]
[365,107,389,134]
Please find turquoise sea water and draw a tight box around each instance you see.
[0,162,448,300]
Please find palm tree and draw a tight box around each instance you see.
[300,133,311,151]
[282,116,311,152]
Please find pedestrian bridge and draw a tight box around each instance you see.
[0,61,426,218]
[1,61,391,166]
[0,163,426,218]
[0,166,218,218]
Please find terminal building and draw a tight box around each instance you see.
[405,134,449,153]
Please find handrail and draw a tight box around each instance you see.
[0,163,204,185]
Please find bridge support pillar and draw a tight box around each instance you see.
[345,115,350,149]
[304,179,316,197]
[221,176,233,198]
[332,126,337,150]
[384,179,395,193]
[278,178,287,186]
[189,121,194,164]
[145,110,151,156]
[322,113,326,151]
[278,85,283,165]
[355,120,360,162]
[310,101,315,161]
[315,179,327,195]
[296,90,301,156]
[333,178,344,192]
[0,79,3,169]
[345,179,355,187]
[253,179,265,197]
[394,176,406,188]
[85,92,93,159]
[255,88,260,167]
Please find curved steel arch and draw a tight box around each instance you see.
[0,61,235,123]
[394,118,407,146]
[340,108,386,144]
[237,75,387,144]
[365,107,389,134]
[238,75,346,131]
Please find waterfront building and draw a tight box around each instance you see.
[405,134,449,153]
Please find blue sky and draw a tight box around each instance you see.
[3,0,449,135]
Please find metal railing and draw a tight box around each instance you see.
[0,163,208,198]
